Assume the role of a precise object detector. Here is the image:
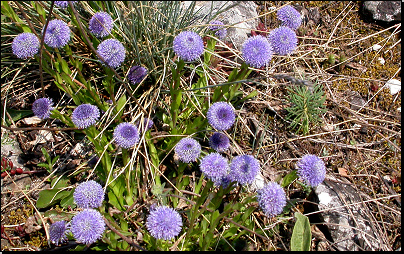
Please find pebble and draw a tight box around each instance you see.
[377,57,385,65]
[385,79,401,95]
[372,44,382,51]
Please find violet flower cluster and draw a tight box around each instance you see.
[146,205,183,240]
[32,98,54,119]
[296,154,326,187]
[113,122,140,149]
[207,102,236,131]
[277,5,302,30]
[73,180,105,208]
[12,33,40,59]
[43,19,71,48]
[70,209,105,245]
[49,220,69,246]
[209,20,227,40]
[71,104,100,129]
[173,31,204,62]
[209,132,230,153]
[89,12,114,38]
[175,137,201,163]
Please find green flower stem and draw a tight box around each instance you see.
[169,59,185,131]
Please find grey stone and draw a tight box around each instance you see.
[181,1,259,50]
[362,1,401,22]
[314,175,389,251]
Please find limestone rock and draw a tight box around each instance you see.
[181,1,259,50]
[313,175,389,250]
[362,1,401,23]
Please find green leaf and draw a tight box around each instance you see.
[281,170,298,187]
[4,108,33,125]
[114,94,127,121]
[108,191,124,211]
[60,188,76,208]
[290,212,312,251]
[36,189,69,208]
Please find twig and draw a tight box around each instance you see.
[1,124,80,132]
[103,217,147,251]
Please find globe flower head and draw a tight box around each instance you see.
[242,35,273,68]
[54,1,76,8]
[174,137,201,163]
[32,98,54,119]
[43,19,71,48]
[296,154,326,187]
[12,33,40,59]
[70,209,105,245]
[49,220,69,246]
[73,180,105,208]
[96,38,126,69]
[173,31,204,62]
[229,155,260,186]
[113,122,140,149]
[199,153,230,184]
[209,132,230,153]
[136,117,154,132]
[209,20,227,40]
[207,102,236,131]
[71,104,100,129]
[277,5,302,30]
[146,206,183,240]
[128,66,148,84]
[256,182,287,217]
[89,12,114,38]
[268,26,298,56]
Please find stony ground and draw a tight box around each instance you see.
[1,1,401,251]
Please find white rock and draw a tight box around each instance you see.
[397,107,401,112]
[317,192,332,206]
[372,44,382,51]
[250,171,265,191]
[29,130,54,144]
[22,116,43,125]
[377,57,385,65]
[385,79,401,95]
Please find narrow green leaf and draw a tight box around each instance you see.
[290,212,312,251]
[281,170,298,187]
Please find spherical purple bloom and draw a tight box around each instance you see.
[209,132,230,153]
[296,154,326,187]
[113,122,140,149]
[32,98,54,119]
[43,19,71,48]
[242,35,273,68]
[199,153,230,184]
[136,117,154,132]
[71,104,100,129]
[277,5,302,30]
[268,26,298,56]
[209,20,227,40]
[49,220,69,246]
[89,12,114,38]
[229,155,260,185]
[146,206,183,240]
[256,182,287,217]
[128,66,148,84]
[12,33,40,59]
[207,102,236,131]
[173,31,204,62]
[70,209,105,245]
[174,137,201,163]
[54,1,76,8]
[96,38,126,68]
[73,180,104,208]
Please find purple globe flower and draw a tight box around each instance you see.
[32,98,54,119]
[12,33,40,59]
[229,155,260,185]
[268,26,298,56]
[113,122,140,149]
[89,12,114,38]
[174,137,201,163]
[256,182,287,217]
[128,66,148,84]
[49,220,69,246]
[277,5,302,30]
[207,102,236,131]
[173,31,204,62]
[70,209,105,245]
[146,205,183,240]
[96,38,126,68]
[73,180,105,209]
[43,19,71,48]
[199,153,230,184]
[296,154,326,187]
[54,1,76,8]
[209,20,227,40]
[136,117,154,132]
[209,132,230,153]
[71,104,100,129]
[242,35,273,68]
